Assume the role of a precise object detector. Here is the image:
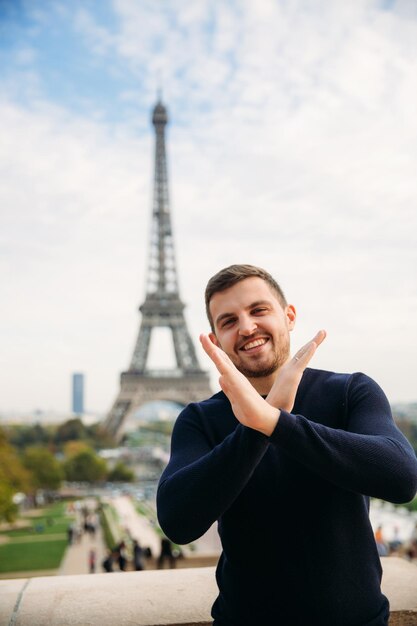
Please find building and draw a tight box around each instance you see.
[72,373,84,415]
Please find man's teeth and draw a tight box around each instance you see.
[242,339,266,351]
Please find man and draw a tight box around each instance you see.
[157,264,417,625]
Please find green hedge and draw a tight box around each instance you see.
[99,502,118,549]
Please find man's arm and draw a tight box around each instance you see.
[200,332,417,504]
[157,331,327,544]
[270,373,417,503]
[157,406,270,544]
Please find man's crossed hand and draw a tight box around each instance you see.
[199,330,326,437]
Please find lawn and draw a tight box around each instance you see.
[0,539,67,572]
[0,501,73,573]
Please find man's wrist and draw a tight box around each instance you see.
[258,407,280,437]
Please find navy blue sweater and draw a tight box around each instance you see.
[157,368,417,625]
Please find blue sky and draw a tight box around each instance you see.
[1,0,417,414]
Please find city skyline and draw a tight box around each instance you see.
[1,1,417,413]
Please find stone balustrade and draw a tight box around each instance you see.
[1,558,416,626]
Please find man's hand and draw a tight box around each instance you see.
[266,330,327,412]
[199,334,279,436]
[199,330,327,436]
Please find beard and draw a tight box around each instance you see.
[231,334,290,379]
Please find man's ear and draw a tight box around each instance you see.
[208,331,220,347]
[285,304,296,331]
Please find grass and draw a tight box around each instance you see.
[0,501,73,573]
[0,539,67,572]
[1,502,71,536]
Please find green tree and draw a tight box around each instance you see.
[0,483,18,522]
[63,448,107,483]
[63,440,90,458]
[0,428,30,522]
[54,418,87,444]
[86,422,116,448]
[107,461,135,482]
[7,423,51,450]
[22,447,64,491]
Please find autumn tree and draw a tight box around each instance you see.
[0,428,30,522]
[63,448,107,483]
[107,461,135,482]
[22,447,64,491]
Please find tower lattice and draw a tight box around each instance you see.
[104,100,211,440]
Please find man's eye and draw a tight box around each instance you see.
[252,308,267,315]
[222,318,235,327]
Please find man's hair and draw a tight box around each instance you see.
[205,264,287,331]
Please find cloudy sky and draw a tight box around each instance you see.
[1,0,416,415]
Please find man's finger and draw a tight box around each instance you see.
[313,329,327,347]
[200,334,235,375]
[292,330,326,366]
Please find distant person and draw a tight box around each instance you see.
[375,525,388,556]
[116,540,127,571]
[157,537,176,569]
[102,549,114,573]
[388,525,403,554]
[67,523,74,545]
[157,264,417,625]
[132,539,145,571]
[88,549,96,574]
[405,522,417,561]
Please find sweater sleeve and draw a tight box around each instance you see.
[157,402,270,545]
[270,372,417,503]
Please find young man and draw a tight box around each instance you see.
[157,264,417,626]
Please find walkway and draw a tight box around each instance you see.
[59,499,107,576]
[110,495,161,557]
[109,495,222,558]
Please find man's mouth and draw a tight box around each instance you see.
[240,337,268,351]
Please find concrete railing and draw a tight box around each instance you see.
[1,558,416,626]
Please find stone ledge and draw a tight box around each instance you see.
[0,558,416,626]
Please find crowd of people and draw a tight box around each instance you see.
[65,498,182,575]
[66,501,98,545]
[101,536,181,573]
[374,522,417,560]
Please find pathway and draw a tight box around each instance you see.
[110,495,161,557]
[59,499,107,576]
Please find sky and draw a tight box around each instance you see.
[0,0,416,416]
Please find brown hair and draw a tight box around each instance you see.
[205,264,287,330]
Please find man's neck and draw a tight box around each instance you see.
[246,372,277,396]
[246,355,294,396]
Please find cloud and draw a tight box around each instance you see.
[0,96,152,412]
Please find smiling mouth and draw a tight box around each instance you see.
[240,338,268,351]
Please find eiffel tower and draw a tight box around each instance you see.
[104,99,212,440]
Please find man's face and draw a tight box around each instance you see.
[209,277,296,380]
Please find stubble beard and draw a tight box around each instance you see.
[232,336,290,379]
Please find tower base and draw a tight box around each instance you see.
[104,370,212,441]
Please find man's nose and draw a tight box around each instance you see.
[238,316,257,336]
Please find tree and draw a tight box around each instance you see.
[63,448,107,483]
[0,428,30,522]
[107,462,135,483]
[63,440,90,458]
[0,483,18,523]
[22,447,64,491]
[54,418,87,444]
[7,422,51,450]
[87,422,116,448]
